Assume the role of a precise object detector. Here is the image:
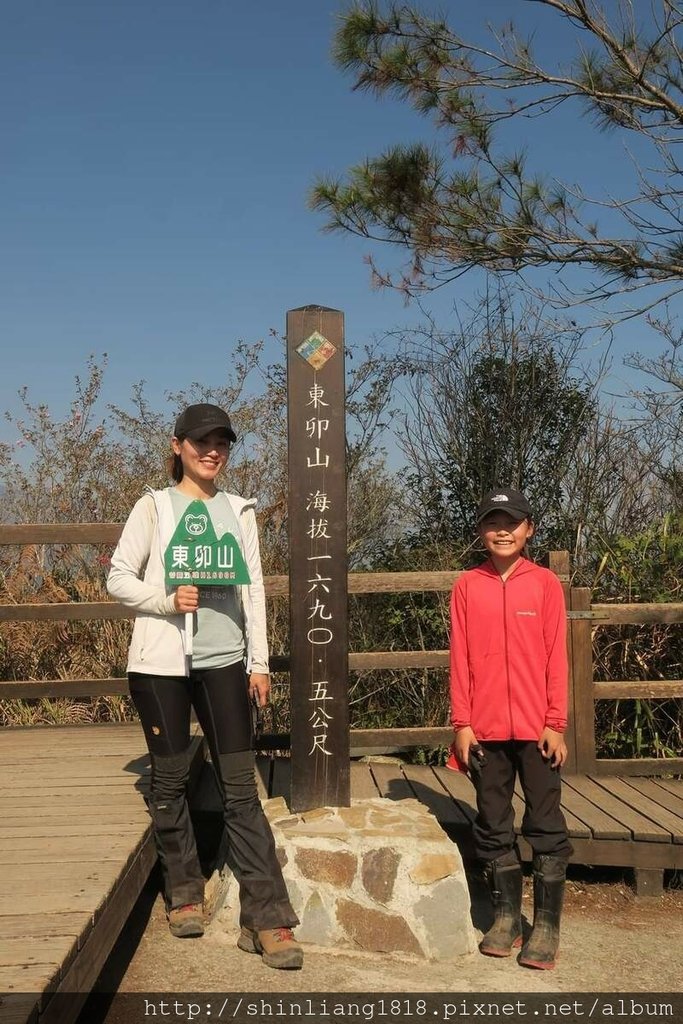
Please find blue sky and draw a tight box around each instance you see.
[1,0,677,445]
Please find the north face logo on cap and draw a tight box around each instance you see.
[492,494,509,502]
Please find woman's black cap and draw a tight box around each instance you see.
[476,488,532,523]
[174,403,237,443]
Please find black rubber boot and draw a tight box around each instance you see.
[519,854,567,970]
[479,849,523,957]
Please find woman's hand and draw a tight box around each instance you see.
[174,585,199,613]
[249,672,270,707]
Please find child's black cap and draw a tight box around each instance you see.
[476,488,532,524]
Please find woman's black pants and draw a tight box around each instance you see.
[472,740,573,863]
[129,664,298,929]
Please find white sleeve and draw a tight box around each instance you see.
[241,506,270,674]
[107,495,177,616]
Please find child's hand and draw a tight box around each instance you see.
[538,727,567,768]
[453,726,478,767]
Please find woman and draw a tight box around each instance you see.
[107,402,302,970]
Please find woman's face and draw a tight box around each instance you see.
[172,429,230,484]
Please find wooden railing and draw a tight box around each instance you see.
[1,526,681,776]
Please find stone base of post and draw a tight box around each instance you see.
[214,795,476,961]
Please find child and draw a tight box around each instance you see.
[449,488,572,970]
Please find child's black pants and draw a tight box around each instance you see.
[472,740,573,863]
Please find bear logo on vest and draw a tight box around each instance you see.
[184,513,208,536]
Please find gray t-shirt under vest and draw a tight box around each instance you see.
[168,489,245,670]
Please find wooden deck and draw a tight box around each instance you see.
[0,724,203,1024]
[2,732,683,1024]
[340,759,683,894]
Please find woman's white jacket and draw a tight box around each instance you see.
[107,487,269,676]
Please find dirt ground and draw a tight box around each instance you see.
[85,867,682,1023]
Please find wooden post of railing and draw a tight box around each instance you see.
[547,551,577,771]
[570,585,597,773]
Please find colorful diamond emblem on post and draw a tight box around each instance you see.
[296,331,337,370]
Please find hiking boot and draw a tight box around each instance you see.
[479,850,523,957]
[167,902,205,938]
[237,925,303,969]
[519,854,567,970]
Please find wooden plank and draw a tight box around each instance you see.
[566,836,683,870]
[0,736,148,759]
[593,680,683,699]
[401,764,472,827]
[0,727,143,741]
[274,571,459,595]
[1,823,146,839]
[0,679,130,699]
[560,776,630,840]
[0,791,146,809]
[350,726,451,748]
[5,873,120,904]
[0,524,123,545]
[624,777,683,821]
[0,838,142,865]
[0,937,76,970]
[0,603,131,623]
[591,603,683,624]
[0,765,148,778]
[593,776,683,841]
[0,964,61,994]
[558,801,591,839]
[0,913,92,941]
[349,761,380,800]
[594,757,683,776]
[433,766,477,822]
[349,651,449,670]
[0,887,111,915]
[0,994,41,1024]
[6,863,137,888]
[43,836,157,1024]
[0,724,148,748]
[1,783,149,798]
[348,571,459,593]
[653,777,683,800]
[0,745,148,762]
[1,811,147,830]
[368,761,413,801]
[571,776,671,842]
[0,759,148,775]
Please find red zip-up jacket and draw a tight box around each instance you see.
[450,558,568,740]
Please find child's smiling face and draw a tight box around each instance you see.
[478,511,534,563]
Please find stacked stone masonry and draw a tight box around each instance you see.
[217,797,476,960]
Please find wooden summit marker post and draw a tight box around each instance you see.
[286,305,350,812]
